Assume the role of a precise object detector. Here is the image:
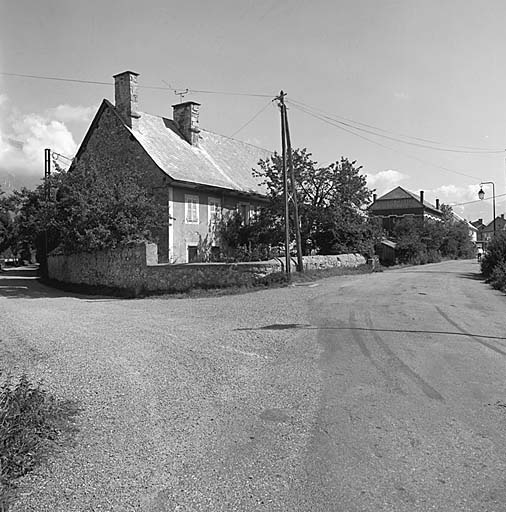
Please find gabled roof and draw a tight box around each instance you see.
[371,186,441,215]
[128,109,271,194]
[482,216,506,232]
[471,219,485,229]
[77,100,272,196]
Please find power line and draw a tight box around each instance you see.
[229,100,274,138]
[287,99,504,154]
[450,192,506,207]
[0,71,273,97]
[288,101,482,181]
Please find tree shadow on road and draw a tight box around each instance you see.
[235,324,506,342]
[0,268,120,301]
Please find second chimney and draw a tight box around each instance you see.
[113,71,141,129]
[420,190,424,204]
[173,101,201,146]
[436,198,440,209]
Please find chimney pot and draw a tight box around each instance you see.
[419,190,424,204]
[373,193,377,203]
[172,101,201,145]
[435,198,440,209]
[113,71,141,129]
[502,213,505,219]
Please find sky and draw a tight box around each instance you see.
[1,0,506,223]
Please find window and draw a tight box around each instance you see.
[208,197,221,224]
[187,245,198,262]
[185,194,199,224]
[237,202,250,224]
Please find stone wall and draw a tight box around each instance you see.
[47,243,366,295]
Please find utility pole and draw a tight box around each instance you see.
[282,103,304,272]
[277,91,291,276]
[43,148,51,276]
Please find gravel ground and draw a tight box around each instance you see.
[3,260,506,511]
[0,269,324,511]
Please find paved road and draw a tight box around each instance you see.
[1,260,506,511]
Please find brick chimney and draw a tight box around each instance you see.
[419,190,424,204]
[113,71,141,129]
[172,101,201,145]
[435,198,440,209]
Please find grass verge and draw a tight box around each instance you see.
[0,373,80,511]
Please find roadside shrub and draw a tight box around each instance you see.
[0,373,80,510]
[427,249,442,263]
[489,261,506,292]
[481,232,506,279]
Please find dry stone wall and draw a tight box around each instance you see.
[47,243,366,295]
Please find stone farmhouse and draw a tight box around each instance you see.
[72,70,272,263]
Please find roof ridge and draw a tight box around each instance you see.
[136,110,273,154]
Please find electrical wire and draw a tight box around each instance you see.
[288,101,482,181]
[0,72,273,97]
[287,99,504,154]
[288,97,505,153]
[450,192,506,207]
[229,100,273,138]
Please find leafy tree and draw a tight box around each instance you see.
[10,157,165,274]
[481,231,506,279]
[391,205,474,265]
[253,149,377,255]
[0,185,12,253]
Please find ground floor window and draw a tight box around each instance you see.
[188,245,198,263]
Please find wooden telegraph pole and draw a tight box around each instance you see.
[276,91,303,273]
[282,104,304,272]
[277,91,291,276]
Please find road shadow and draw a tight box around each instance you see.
[0,267,119,300]
[235,324,506,341]
[458,271,484,281]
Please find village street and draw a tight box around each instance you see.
[1,259,506,512]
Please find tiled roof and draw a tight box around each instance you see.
[482,216,506,232]
[127,109,272,195]
[371,186,441,215]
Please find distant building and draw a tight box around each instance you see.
[481,214,506,246]
[72,71,272,263]
[369,186,444,234]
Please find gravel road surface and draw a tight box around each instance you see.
[1,259,506,511]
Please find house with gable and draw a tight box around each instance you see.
[72,71,272,263]
[481,214,506,246]
[369,186,444,234]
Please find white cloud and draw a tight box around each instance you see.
[366,169,407,195]
[48,104,95,123]
[427,183,480,205]
[0,97,78,182]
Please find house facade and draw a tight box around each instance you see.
[481,214,506,246]
[369,186,444,233]
[72,71,272,263]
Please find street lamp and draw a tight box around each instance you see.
[478,181,496,237]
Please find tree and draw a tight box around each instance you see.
[0,185,12,253]
[391,204,474,265]
[10,157,165,274]
[253,149,377,255]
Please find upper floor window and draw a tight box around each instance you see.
[185,194,199,224]
[208,197,221,224]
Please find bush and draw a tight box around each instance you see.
[489,261,506,292]
[0,373,79,510]
[481,232,506,279]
